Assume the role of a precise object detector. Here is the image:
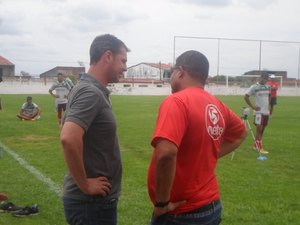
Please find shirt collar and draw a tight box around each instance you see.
[80,73,110,97]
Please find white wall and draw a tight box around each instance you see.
[1,81,300,96]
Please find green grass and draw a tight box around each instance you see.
[0,94,299,225]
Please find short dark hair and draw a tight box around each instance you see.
[261,71,269,79]
[89,34,130,65]
[175,50,209,84]
[27,96,32,100]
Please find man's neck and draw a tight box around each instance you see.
[88,66,108,86]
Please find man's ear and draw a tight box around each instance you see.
[103,50,114,63]
[177,67,185,79]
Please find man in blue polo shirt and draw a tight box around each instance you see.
[60,34,129,225]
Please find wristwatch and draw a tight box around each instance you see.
[154,200,169,208]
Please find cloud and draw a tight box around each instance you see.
[33,0,148,35]
[0,1,26,35]
[172,0,277,10]
[0,0,299,78]
[72,5,143,31]
[0,17,21,35]
[172,0,233,7]
[236,0,278,9]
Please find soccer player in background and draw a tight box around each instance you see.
[17,96,41,121]
[49,73,72,124]
[267,74,279,116]
[244,72,270,154]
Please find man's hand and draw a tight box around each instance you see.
[82,176,112,196]
[152,200,186,220]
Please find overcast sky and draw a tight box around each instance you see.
[1,0,300,78]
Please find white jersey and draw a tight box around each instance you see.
[65,78,74,89]
[21,102,38,115]
[49,82,71,104]
[246,82,270,115]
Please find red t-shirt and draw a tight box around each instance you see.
[267,81,279,98]
[147,87,246,214]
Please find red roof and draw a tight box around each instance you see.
[0,56,14,66]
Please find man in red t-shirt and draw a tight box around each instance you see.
[147,50,247,225]
[267,74,279,115]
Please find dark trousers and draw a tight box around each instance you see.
[150,200,222,225]
[63,196,118,225]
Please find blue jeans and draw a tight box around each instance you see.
[150,201,222,225]
[63,196,118,225]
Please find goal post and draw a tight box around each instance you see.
[173,36,300,82]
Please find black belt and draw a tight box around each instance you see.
[185,199,221,214]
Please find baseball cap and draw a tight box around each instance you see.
[270,74,275,79]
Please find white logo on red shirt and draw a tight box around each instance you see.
[206,104,225,140]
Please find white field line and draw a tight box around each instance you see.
[0,141,62,196]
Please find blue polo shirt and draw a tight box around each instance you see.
[62,73,122,201]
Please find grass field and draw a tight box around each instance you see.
[0,94,299,225]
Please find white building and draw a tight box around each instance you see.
[125,62,172,81]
